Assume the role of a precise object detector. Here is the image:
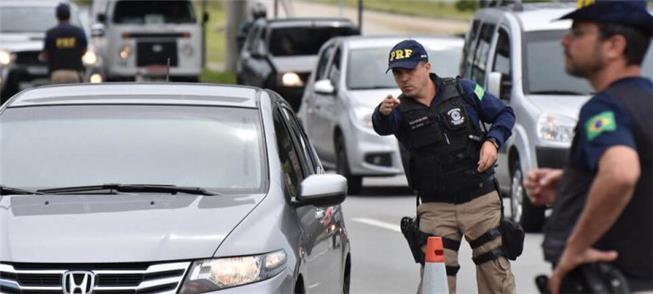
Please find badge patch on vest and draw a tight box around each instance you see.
[585,111,616,141]
[447,108,465,126]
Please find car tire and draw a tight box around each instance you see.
[336,136,362,195]
[510,158,545,232]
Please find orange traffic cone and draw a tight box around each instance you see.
[421,236,449,294]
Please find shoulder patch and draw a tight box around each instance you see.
[585,111,616,141]
[473,84,485,101]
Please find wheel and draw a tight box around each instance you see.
[510,158,545,232]
[336,136,362,195]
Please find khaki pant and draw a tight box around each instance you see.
[50,70,82,84]
[417,192,516,294]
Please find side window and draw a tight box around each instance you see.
[328,47,342,86]
[274,108,304,198]
[315,44,335,81]
[492,28,512,99]
[461,20,481,78]
[471,23,495,85]
[280,107,317,175]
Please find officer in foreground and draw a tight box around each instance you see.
[372,40,516,293]
[40,3,87,84]
[525,1,653,293]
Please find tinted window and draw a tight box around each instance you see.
[492,28,512,99]
[0,105,264,193]
[0,7,80,33]
[461,20,481,77]
[274,108,304,197]
[268,26,357,56]
[113,0,196,24]
[346,46,461,90]
[471,23,495,85]
[315,44,335,81]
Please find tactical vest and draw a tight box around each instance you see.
[543,80,653,279]
[399,78,493,203]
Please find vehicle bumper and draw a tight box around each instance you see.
[348,126,404,176]
[203,269,294,293]
[536,146,569,169]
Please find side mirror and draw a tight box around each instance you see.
[488,71,511,100]
[314,79,335,95]
[91,23,105,38]
[97,13,107,24]
[298,174,347,207]
[203,12,209,24]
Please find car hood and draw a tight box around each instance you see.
[527,94,591,119]
[0,193,265,263]
[347,88,402,108]
[0,33,45,52]
[270,55,317,73]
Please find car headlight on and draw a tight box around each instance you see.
[0,49,14,66]
[537,113,576,143]
[279,72,303,87]
[353,106,373,129]
[119,45,131,60]
[178,250,287,293]
[82,50,98,65]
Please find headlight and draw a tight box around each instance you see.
[0,49,14,65]
[353,106,373,129]
[82,50,98,65]
[89,73,103,83]
[279,72,303,87]
[181,43,194,57]
[537,113,576,143]
[119,45,131,60]
[178,250,287,293]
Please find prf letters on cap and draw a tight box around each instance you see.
[389,49,413,61]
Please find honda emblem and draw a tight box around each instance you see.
[62,271,95,294]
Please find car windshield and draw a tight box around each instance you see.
[112,0,196,24]
[346,46,462,90]
[0,6,81,33]
[269,26,357,56]
[0,105,264,193]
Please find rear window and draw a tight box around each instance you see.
[112,0,196,24]
[268,26,358,56]
[0,6,81,33]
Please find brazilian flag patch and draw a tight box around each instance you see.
[474,84,485,101]
[585,111,616,141]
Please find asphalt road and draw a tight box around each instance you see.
[341,176,550,294]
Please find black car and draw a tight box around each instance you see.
[236,17,359,111]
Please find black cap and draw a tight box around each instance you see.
[56,3,71,20]
[559,0,653,35]
[386,40,429,73]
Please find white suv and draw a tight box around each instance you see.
[460,2,653,231]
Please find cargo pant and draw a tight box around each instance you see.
[416,191,516,294]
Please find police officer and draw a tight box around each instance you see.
[372,40,516,294]
[525,1,653,293]
[237,2,267,52]
[40,3,87,84]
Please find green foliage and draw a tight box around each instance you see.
[200,69,236,84]
[455,0,478,12]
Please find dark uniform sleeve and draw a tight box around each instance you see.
[78,27,88,50]
[459,79,515,147]
[43,29,54,53]
[372,103,401,136]
[574,94,636,172]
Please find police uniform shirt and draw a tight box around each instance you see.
[372,73,515,151]
[44,23,87,73]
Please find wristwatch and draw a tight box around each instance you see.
[486,137,500,150]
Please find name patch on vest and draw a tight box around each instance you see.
[408,115,429,130]
[447,108,465,126]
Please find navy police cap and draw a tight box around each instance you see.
[559,0,653,35]
[386,40,429,73]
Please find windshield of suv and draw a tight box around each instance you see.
[0,105,264,193]
[0,6,80,33]
[346,46,461,90]
[269,26,357,56]
[112,0,196,24]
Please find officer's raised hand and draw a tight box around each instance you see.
[379,94,400,116]
[524,168,562,206]
[477,140,498,172]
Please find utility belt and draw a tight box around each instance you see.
[419,176,495,204]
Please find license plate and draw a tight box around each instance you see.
[145,65,168,75]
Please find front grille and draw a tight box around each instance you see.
[136,41,178,67]
[0,261,190,294]
[14,51,44,66]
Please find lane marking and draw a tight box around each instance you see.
[352,217,401,233]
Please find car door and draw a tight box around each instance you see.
[312,44,342,164]
[303,41,336,160]
[274,103,342,293]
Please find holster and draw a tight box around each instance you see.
[400,216,425,264]
[500,217,524,260]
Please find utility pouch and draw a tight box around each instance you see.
[500,217,525,260]
[400,216,424,264]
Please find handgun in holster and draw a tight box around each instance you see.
[400,216,430,265]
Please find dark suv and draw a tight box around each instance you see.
[237,17,359,111]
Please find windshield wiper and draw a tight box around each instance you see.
[0,185,41,195]
[37,184,219,196]
[529,90,587,95]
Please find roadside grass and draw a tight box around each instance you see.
[204,1,226,65]
[200,68,236,84]
[310,0,474,21]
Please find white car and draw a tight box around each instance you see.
[298,36,463,194]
